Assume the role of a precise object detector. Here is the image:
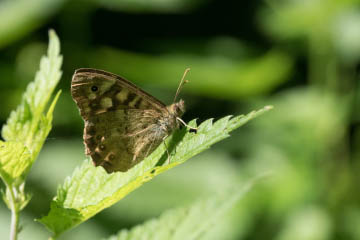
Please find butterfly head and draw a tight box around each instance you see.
[167,99,185,118]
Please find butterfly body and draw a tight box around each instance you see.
[71,68,185,173]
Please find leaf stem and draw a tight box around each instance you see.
[6,183,20,240]
[10,202,19,240]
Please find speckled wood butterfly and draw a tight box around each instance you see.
[71,68,190,173]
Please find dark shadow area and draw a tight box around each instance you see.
[155,126,188,167]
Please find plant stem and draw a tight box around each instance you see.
[5,183,20,240]
[10,203,19,240]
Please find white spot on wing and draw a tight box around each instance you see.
[116,90,128,102]
[101,97,113,108]
[88,93,96,100]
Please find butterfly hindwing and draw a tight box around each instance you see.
[83,109,166,172]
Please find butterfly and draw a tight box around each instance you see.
[71,68,191,173]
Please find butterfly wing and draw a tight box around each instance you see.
[71,68,166,120]
[71,68,170,172]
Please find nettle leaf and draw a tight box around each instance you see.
[39,106,272,237]
[0,141,31,185]
[105,176,262,240]
[0,30,62,181]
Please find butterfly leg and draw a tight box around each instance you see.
[176,117,197,132]
[162,135,171,164]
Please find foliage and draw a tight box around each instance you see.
[39,107,271,237]
[1,0,360,239]
[0,0,64,49]
[105,176,262,240]
[0,30,62,240]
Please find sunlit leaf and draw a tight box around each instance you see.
[0,30,62,214]
[1,30,62,178]
[39,106,272,237]
[106,176,262,240]
[0,141,30,185]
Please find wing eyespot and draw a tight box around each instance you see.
[91,86,98,92]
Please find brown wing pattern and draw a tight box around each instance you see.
[71,68,169,172]
[71,68,166,120]
[84,109,167,172]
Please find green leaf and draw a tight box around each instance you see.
[105,175,263,240]
[259,0,359,40]
[0,141,30,185]
[0,30,62,218]
[1,29,62,179]
[0,0,65,49]
[39,106,272,237]
[91,48,293,99]
[97,0,203,13]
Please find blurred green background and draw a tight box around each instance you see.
[1,0,360,239]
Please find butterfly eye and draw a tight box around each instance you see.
[91,86,98,92]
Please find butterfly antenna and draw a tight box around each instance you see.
[173,68,190,103]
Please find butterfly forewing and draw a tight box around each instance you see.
[71,68,165,120]
[71,68,180,173]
